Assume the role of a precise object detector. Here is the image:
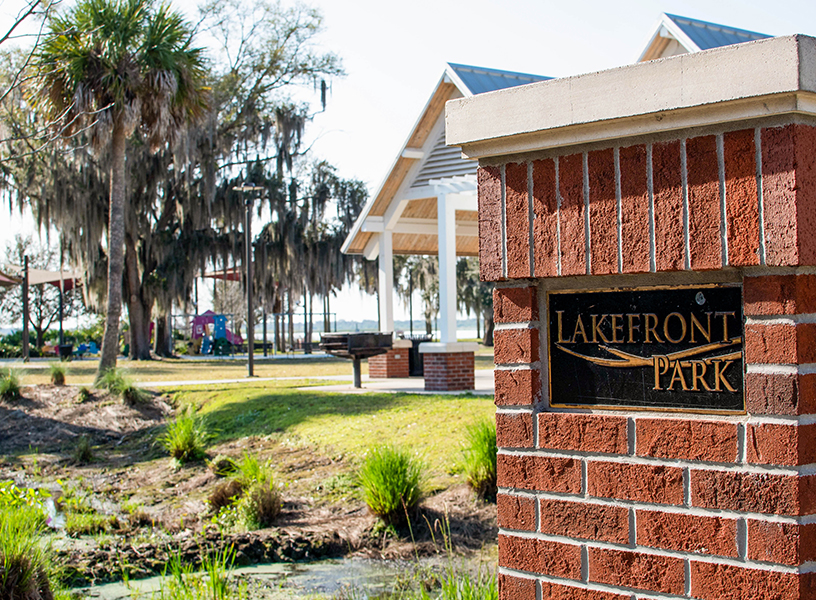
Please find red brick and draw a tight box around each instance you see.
[724,129,761,266]
[619,144,650,273]
[558,153,586,276]
[497,492,536,531]
[494,329,540,364]
[588,547,684,595]
[538,413,627,454]
[498,453,581,493]
[498,572,536,600]
[494,369,542,407]
[478,166,503,281]
[652,140,685,271]
[368,348,409,378]
[761,124,816,267]
[538,582,629,600]
[687,135,723,270]
[587,462,683,505]
[496,412,533,448]
[745,322,816,364]
[588,148,618,275]
[494,286,538,323]
[506,162,531,279]
[747,423,816,466]
[690,561,813,600]
[744,274,816,315]
[636,510,738,557]
[747,520,816,565]
[690,470,816,516]
[532,158,558,277]
[539,498,628,544]
[746,372,816,416]
[498,533,581,579]
[422,352,474,391]
[636,418,738,463]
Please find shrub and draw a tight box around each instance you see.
[357,445,424,526]
[160,409,209,465]
[239,479,281,529]
[96,368,150,405]
[0,369,21,401]
[0,505,54,599]
[209,455,238,478]
[73,436,93,464]
[49,363,66,386]
[76,387,92,403]
[461,418,497,501]
[233,453,273,488]
[208,479,244,513]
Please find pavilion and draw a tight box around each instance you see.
[340,13,770,388]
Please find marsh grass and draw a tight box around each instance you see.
[154,545,247,600]
[357,445,424,526]
[461,418,497,501]
[160,409,210,465]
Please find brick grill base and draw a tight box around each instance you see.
[422,352,474,391]
[368,348,409,378]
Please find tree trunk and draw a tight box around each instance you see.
[482,311,495,347]
[124,235,152,360]
[98,121,127,378]
[154,312,173,357]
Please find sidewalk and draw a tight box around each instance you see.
[297,368,495,395]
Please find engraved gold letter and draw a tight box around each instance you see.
[627,314,641,343]
[644,314,664,343]
[663,312,687,344]
[668,361,690,391]
[591,314,610,344]
[610,314,624,344]
[690,312,712,343]
[572,314,589,344]
[653,355,670,390]
[713,360,737,392]
[556,311,571,344]
[691,361,713,392]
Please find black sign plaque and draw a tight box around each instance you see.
[548,285,744,412]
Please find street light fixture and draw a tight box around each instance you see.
[233,183,264,377]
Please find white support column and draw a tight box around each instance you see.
[437,193,457,343]
[378,231,394,334]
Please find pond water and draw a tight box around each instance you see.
[76,555,466,599]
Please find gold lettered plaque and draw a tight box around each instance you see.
[548,285,744,412]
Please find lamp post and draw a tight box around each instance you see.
[233,183,264,377]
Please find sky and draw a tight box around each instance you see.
[2,0,816,324]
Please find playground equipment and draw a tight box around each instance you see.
[190,311,243,355]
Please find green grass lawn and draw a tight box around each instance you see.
[9,346,495,386]
[173,380,495,489]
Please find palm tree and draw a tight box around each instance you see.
[31,0,208,377]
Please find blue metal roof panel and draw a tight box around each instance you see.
[665,14,769,50]
[448,63,551,95]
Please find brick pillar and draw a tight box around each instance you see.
[368,339,411,378]
[481,124,816,599]
[418,341,479,391]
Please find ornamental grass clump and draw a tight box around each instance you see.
[0,369,21,401]
[462,418,497,501]
[160,409,209,465]
[49,363,66,386]
[97,368,149,405]
[0,505,55,600]
[357,445,425,526]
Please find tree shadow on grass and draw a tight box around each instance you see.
[198,388,418,444]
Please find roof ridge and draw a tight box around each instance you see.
[664,13,769,40]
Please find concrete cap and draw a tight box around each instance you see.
[446,35,816,159]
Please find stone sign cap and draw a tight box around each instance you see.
[446,34,816,159]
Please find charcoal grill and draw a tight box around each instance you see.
[319,332,393,388]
